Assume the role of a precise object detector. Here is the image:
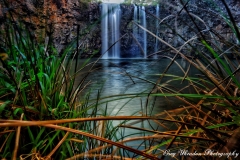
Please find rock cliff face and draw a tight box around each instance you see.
[0,0,239,58]
[0,0,101,57]
[118,0,240,58]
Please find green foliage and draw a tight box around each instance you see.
[0,0,240,159]
[0,18,117,159]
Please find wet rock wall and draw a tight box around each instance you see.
[0,0,239,58]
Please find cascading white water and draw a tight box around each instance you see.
[154,4,159,53]
[142,6,147,58]
[101,3,121,59]
[133,5,147,58]
[133,5,138,41]
[132,4,139,56]
[101,3,148,59]
[101,3,108,59]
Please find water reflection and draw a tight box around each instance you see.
[78,58,198,116]
[75,58,200,156]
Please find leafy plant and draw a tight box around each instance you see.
[0,0,240,159]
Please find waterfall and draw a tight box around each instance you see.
[153,4,160,59]
[133,5,147,58]
[154,4,159,53]
[132,5,139,56]
[133,5,138,41]
[142,6,147,58]
[101,3,121,59]
[101,3,108,59]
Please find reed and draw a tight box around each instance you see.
[0,0,240,159]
